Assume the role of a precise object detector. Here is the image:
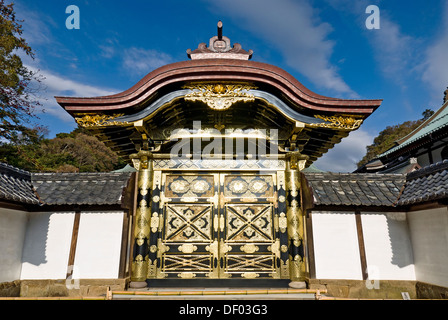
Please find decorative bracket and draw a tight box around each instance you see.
[74,113,128,127]
[308,115,363,131]
[286,151,309,170]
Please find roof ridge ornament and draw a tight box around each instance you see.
[187,21,253,60]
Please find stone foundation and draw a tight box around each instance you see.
[308,279,418,299]
[0,280,21,297]
[416,281,448,299]
[1,278,447,299]
[19,279,127,297]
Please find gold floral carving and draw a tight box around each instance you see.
[241,272,259,279]
[183,83,257,110]
[240,243,259,254]
[150,212,159,233]
[178,244,198,253]
[278,212,287,233]
[268,239,280,256]
[309,115,363,130]
[178,272,196,279]
[74,113,128,127]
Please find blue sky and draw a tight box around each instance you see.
[13,0,448,172]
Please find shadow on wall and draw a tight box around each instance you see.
[385,212,414,268]
[21,212,75,267]
[21,212,50,266]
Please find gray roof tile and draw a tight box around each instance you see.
[0,163,40,205]
[397,159,448,206]
[31,172,132,206]
[304,172,406,207]
[1,160,447,208]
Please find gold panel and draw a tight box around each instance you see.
[164,204,213,242]
[224,175,274,198]
[165,175,214,198]
[225,204,273,242]
[157,172,286,279]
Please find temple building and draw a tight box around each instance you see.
[0,22,447,299]
[355,94,448,174]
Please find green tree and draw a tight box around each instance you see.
[38,131,126,172]
[356,109,434,168]
[421,108,435,120]
[0,0,44,143]
[0,128,127,172]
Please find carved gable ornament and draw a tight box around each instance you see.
[183,82,257,110]
[187,21,253,60]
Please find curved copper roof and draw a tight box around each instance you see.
[56,58,382,117]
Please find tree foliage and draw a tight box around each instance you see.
[0,127,127,172]
[0,2,127,173]
[357,109,435,168]
[0,0,44,143]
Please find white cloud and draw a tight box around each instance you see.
[368,17,416,88]
[327,0,417,87]
[123,47,174,76]
[313,129,375,172]
[14,1,55,46]
[26,66,118,122]
[205,0,357,97]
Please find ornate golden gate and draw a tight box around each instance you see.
[155,172,290,279]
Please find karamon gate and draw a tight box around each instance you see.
[56,22,381,288]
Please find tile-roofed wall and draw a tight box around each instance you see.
[0,163,40,205]
[303,172,406,207]
[397,159,448,206]
[31,172,133,206]
[1,161,447,208]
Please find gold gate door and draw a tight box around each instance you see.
[157,172,288,280]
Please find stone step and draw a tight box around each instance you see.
[108,288,327,300]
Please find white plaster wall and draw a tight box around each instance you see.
[407,207,448,287]
[20,212,75,280]
[0,208,28,282]
[311,211,363,280]
[72,211,124,279]
[361,212,415,280]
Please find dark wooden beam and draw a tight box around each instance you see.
[67,210,81,278]
[355,209,368,281]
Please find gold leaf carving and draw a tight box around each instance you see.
[241,272,259,279]
[309,115,363,130]
[178,272,196,279]
[220,240,232,254]
[279,212,287,233]
[206,240,219,257]
[240,243,259,253]
[150,212,159,233]
[178,244,198,253]
[183,82,257,110]
[74,113,128,127]
[269,239,280,256]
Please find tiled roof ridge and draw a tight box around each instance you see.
[405,159,448,180]
[0,163,40,205]
[31,171,132,180]
[303,172,405,179]
[396,159,448,206]
[302,171,406,207]
[0,162,32,180]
